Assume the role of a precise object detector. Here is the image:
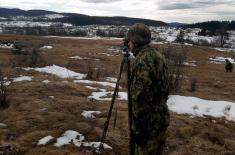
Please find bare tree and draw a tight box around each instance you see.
[160,45,187,93]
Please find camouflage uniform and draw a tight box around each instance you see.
[225,59,233,72]
[127,24,170,155]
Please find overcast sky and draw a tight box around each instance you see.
[0,0,235,23]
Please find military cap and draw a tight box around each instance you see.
[126,23,151,46]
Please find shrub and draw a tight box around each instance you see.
[86,62,101,80]
[160,45,187,94]
[0,70,9,109]
[190,78,197,92]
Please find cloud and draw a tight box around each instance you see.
[80,0,122,3]
[0,0,234,23]
[160,3,197,10]
[158,0,235,10]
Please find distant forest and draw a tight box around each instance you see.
[183,21,235,31]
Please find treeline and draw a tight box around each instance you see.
[0,26,127,38]
[184,21,235,31]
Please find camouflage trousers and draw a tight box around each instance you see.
[134,132,166,155]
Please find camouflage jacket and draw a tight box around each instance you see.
[225,61,233,70]
[130,45,170,145]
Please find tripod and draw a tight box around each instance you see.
[98,46,135,155]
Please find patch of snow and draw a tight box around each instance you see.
[39,108,47,111]
[166,36,177,42]
[13,76,33,82]
[105,77,117,83]
[212,48,235,52]
[183,62,197,67]
[167,95,235,122]
[209,57,235,64]
[85,86,106,92]
[0,21,72,27]
[62,81,69,84]
[0,43,14,49]
[43,14,65,19]
[88,91,127,101]
[82,142,112,151]
[81,111,101,119]
[49,96,55,99]
[97,53,113,57]
[0,123,7,127]
[52,130,112,151]
[38,136,54,145]
[107,48,121,53]
[3,81,11,86]
[0,17,7,20]
[69,56,100,61]
[42,80,50,84]
[40,46,53,49]
[69,56,83,59]
[184,43,193,46]
[44,36,122,41]
[54,130,85,147]
[151,41,166,45]
[74,80,116,88]
[23,65,87,79]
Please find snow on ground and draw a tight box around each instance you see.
[44,36,123,41]
[85,86,106,92]
[82,142,112,150]
[40,46,53,49]
[43,14,65,19]
[74,80,116,88]
[13,76,33,82]
[81,111,101,119]
[49,96,55,99]
[107,48,121,53]
[54,130,85,147]
[209,57,235,64]
[88,91,127,101]
[0,21,72,27]
[38,136,54,145]
[23,65,87,79]
[0,43,14,49]
[97,53,114,57]
[3,81,11,86]
[0,123,7,127]
[183,61,197,67]
[87,91,235,122]
[69,56,100,61]
[212,47,235,52]
[42,80,50,84]
[104,77,117,83]
[167,95,235,122]
[20,64,235,121]
[52,130,112,151]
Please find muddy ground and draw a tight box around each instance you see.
[0,34,235,155]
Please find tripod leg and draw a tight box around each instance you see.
[98,58,126,153]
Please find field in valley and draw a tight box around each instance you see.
[0,34,235,155]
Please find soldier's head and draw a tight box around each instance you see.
[126,23,151,51]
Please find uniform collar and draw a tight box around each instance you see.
[132,44,150,57]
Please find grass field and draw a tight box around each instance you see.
[0,34,235,155]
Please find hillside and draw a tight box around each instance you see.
[0,8,168,26]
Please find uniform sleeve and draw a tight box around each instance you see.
[131,60,154,145]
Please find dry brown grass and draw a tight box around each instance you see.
[0,34,235,154]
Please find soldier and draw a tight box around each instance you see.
[126,23,170,155]
[225,59,233,72]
